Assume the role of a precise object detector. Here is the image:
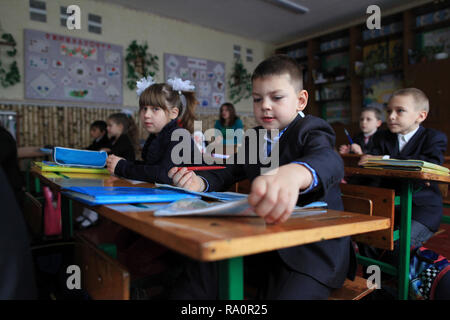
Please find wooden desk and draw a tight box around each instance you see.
[30,166,153,239]
[17,147,47,159]
[31,166,390,299]
[93,204,390,299]
[344,166,450,300]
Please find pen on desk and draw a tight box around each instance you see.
[177,166,226,171]
[344,128,354,145]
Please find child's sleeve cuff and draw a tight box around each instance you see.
[198,176,210,192]
[291,161,319,194]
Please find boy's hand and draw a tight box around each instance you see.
[248,163,313,224]
[350,143,363,155]
[339,144,350,154]
[106,155,124,174]
[358,154,383,166]
[168,167,206,192]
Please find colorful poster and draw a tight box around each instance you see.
[164,53,225,108]
[363,73,403,113]
[24,29,123,104]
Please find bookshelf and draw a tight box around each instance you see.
[277,1,450,152]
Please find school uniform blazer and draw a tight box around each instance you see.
[199,114,356,288]
[0,126,24,206]
[86,134,111,151]
[114,119,203,185]
[110,134,136,161]
[370,127,447,232]
[353,131,376,154]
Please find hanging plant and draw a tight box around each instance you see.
[125,40,159,90]
[228,58,252,104]
[0,33,20,88]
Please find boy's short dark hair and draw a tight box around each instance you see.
[390,88,429,112]
[361,107,382,121]
[90,120,107,132]
[251,54,304,90]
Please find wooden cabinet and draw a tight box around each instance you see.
[277,1,450,155]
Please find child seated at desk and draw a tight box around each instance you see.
[103,112,139,161]
[169,55,356,299]
[339,106,382,155]
[105,76,202,184]
[86,120,111,151]
[359,88,447,255]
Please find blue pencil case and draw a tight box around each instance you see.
[53,147,107,168]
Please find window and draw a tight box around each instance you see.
[60,6,68,27]
[29,0,46,22]
[233,45,241,59]
[88,14,102,34]
[246,48,253,62]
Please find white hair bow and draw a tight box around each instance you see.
[136,75,155,97]
[167,77,195,111]
[167,77,195,93]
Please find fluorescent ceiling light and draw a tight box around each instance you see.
[266,0,309,14]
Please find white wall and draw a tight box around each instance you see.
[0,0,275,113]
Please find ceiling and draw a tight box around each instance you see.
[95,0,421,45]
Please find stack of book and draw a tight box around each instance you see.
[363,159,449,176]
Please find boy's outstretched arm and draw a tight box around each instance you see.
[248,163,313,224]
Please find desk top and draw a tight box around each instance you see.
[94,204,390,261]
[31,166,154,190]
[345,166,450,184]
[18,147,47,159]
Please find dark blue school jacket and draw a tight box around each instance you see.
[370,126,447,232]
[114,119,202,184]
[198,114,356,289]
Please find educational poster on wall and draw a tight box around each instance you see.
[24,29,123,105]
[363,73,403,116]
[164,53,225,109]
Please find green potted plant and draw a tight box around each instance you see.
[228,58,252,104]
[125,41,159,90]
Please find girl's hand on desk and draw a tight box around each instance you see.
[106,154,124,174]
[248,163,312,224]
[168,167,206,192]
[339,144,350,154]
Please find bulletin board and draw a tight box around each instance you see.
[24,29,123,105]
[164,53,225,108]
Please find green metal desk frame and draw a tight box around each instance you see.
[356,182,412,300]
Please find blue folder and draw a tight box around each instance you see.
[54,147,107,168]
[62,186,200,206]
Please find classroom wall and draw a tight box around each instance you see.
[0,0,274,114]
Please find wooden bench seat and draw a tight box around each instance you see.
[329,276,376,300]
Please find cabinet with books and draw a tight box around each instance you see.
[404,1,450,125]
[357,13,404,119]
[276,1,450,153]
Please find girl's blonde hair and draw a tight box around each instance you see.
[108,112,139,152]
[138,83,198,133]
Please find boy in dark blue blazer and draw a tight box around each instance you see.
[168,55,355,299]
[359,88,447,248]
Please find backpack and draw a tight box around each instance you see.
[409,246,450,300]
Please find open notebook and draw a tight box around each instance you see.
[153,198,327,217]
